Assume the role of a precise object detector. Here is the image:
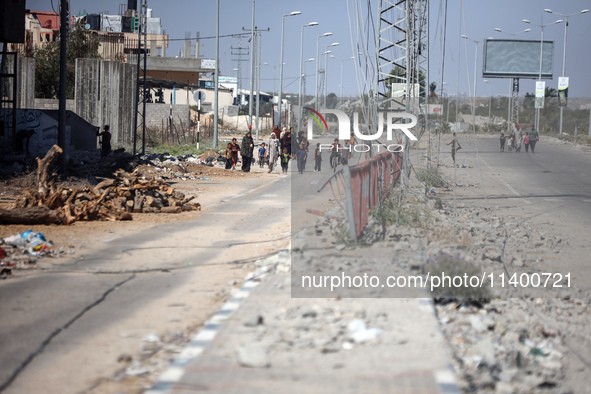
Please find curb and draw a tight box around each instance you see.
[145,280,260,393]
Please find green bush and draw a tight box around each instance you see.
[371,196,429,229]
[416,167,448,189]
[423,252,491,301]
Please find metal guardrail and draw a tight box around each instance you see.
[318,150,403,239]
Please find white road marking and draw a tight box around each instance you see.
[503,182,521,197]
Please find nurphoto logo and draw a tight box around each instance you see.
[303,108,418,153]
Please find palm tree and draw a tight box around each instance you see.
[429,82,437,97]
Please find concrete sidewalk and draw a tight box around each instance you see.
[146,251,459,394]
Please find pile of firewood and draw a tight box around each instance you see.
[0,145,200,225]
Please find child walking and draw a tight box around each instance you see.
[258,142,267,168]
[280,147,290,174]
[500,133,506,152]
[294,143,308,174]
[313,143,322,172]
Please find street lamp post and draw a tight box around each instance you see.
[278,11,301,129]
[522,17,563,132]
[483,80,492,130]
[303,58,314,110]
[315,32,332,111]
[461,35,479,135]
[324,55,336,108]
[493,28,531,130]
[339,56,355,106]
[298,22,318,133]
[544,8,589,134]
[321,43,339,108]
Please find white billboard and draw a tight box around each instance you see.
[483,39,554,79]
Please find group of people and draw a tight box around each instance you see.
[448,124,541,166]
[500,125,539,153]
[224,125,329,175]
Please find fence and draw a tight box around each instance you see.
[319,149,403,239]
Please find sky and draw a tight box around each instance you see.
[26,0,591,99]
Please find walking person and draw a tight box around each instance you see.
[267,133,280,173]
[313,143,322,172]
[96,125,112,157]
[258,142,267,168]
[301,136,310,169]
[241,130,254,172]
[280,147,290,174]
[446,132,461,166]
[515,127,523,152]
[294,143,308,174]
[281,129,292,156]
[224,143,233,169]
[272,125,281,140]
[524,131,530,153]
[230,138,240,169]
[499,133,506,152]
[529,125,539,153]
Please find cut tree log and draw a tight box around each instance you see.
[36,145,63,198]
[0,206,61,224]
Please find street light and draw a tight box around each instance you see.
[322,43,339,108]
[278,11,301,129]
[302,58,315,109]
[461,35,479,135]
[338,56,355,106]
[324,54,337,108]
[544,8,589,134]
[298,22,318,133]
[483,80,492,130]
[522,18,563,132]
[493,27,531,38]
[315,32,333,111]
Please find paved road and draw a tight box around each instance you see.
[443,135,591,295]
[0,175,291,393]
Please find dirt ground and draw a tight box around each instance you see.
[0,157,293,394]
[0,160,267,252]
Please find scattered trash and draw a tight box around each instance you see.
[236,344,270,368]
[346,319,383,344]
[0,230,64,277]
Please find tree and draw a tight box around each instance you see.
[34,21,101,99]
[384,66,427,98]
[326,93,338,109]
[429,82,437,97]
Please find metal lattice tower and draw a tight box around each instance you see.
[511,78,520,127]
[375,0,428,111]
[133,0,148,155]
[374,0,429,179]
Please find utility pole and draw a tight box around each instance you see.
[255,32,261,140]
[231,37,249,106]
[242,26,270,138]
[58,0,69,169]
[213,0,219,148]
[248,0,255,129]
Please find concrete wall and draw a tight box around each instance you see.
[145,103,190,130]
[17,57,35,109]
[75,59,136,147]
[34,99,76,111]
[0,109,70,158]
[99,61,136,146]
[75,58,101,128]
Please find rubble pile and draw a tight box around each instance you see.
[6,168,200,225]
